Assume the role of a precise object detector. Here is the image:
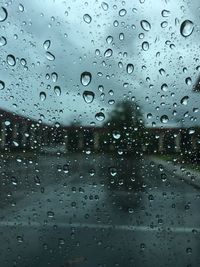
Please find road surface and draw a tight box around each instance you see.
[0,153,199,267]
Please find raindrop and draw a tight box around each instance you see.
[83,14,92,24]
[81,71,92,86]
[104,48,113,58]
[7,54,16,66]
[20,58,26,66]
[119,9,127,17]
[0,80,5,90]
[180,20,194,37]
[40,92,46,101]
[34,175,41,186]
[140,20,151,31]
[180,96,189,105]
[160,115,169,124]
[45,51,55,61]
[54,86,61,96]
[0,36,6,46]
[106,35,113,44]
[83,90,95,103]
[161,9,170,17]
[109,167,117,176]
[0,7,7,22]
[101,2,109,11]
[142,41,149,51]
[51,72,58,82]
[43,40,51,50]
[112,131,121,139]
[161,83,168,92]
[47,211,54,218]
[95,112,105,121]
[126,63,134,74]
[19,3,24,12]
[185,77,192,86]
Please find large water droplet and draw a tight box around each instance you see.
[126,63,134,74]
[180,96,189,105]
[0,36,6,46]
[185,77,192,86]
[40,92,46,101]
[81,71,92,86]
[142,41,149,51]
[180,20,194,37]
[140,20,151,31]
[51,72,58,82]
[54,86,61,96]
[160,115,169,124]
[19,3,24,12]
[83,91,95,103]
[119,9,127,17]
[83,14,92,24]
[7,54,16,66]
[0,80,5,90]
[45,51,55,61]
[43,40,51,50]
[161,83,168,92]
[0,7,7,22]
[95,112,105,121]
[104,48,113,58]
[106,35,113,44]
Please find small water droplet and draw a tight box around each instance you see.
[19,3,24,12]
[51,72,58,82]
[95,112,105,121]
[43,40,51,50]
[180,96,189,105]
[112,131,121,139]
[126,63,134,74]
[47,211,54,218]
[185,77,192,86]
[81,71,92,86]
[140,20,151,31]
[104,48,113,58]
[106,35,113,44]
[101,2,109,11]
[119,9,127,17]
[160,115,169,124]
[45,51,55,61]
[161,83,168,92]
[0,36,6,46]
[40,92,46,101]
[180,20,194,37]
[7,54,16,66]
[54,86,61,96]
[0,7,7,22]
[83,14,92,24]
[0,80,5,90]
[83,91,95,103]
[161,9,170,17]
[142,41,149,51]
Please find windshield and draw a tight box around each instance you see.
[0,1,200,266]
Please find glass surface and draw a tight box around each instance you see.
[0,0,200,266]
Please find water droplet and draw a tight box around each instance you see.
[40,92,46,101]
[104,48,113,58]
[34,175,41,185]
[47,211,54,218]
[0,80,5,90]
[180,96,189,105]
[140,20,151,31]
[161,9,170,17]
[45,51,55,61]
[126,63,134,74]
[81,71,92,86]
[180,20,194,37]
[7,54,16,66]
[43,40,51,50]
[185,77,192,86]
[0,7,7,22]
[54,86,61,96]
[142,41,149,51]
[160,115,169,124]
[83,90,95,103]
[119,9,127,17]
[20,58,26,66]
[0,36,6,46]
[101,2,109,11]
[83,14,92,24]
[186,247,192,254]
[112,131,121,139]
[95,112,105,121]
[106,35,113,44]
[51,72,58,82]
[161,83,168,92]
[19,3,24,12]
[109,167,117,176]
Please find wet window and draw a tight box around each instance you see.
[0,0,200,266]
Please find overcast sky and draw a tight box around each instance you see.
[0,0,200,128]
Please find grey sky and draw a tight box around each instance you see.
[0,0,200,128]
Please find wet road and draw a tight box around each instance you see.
[0,153,200,267]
